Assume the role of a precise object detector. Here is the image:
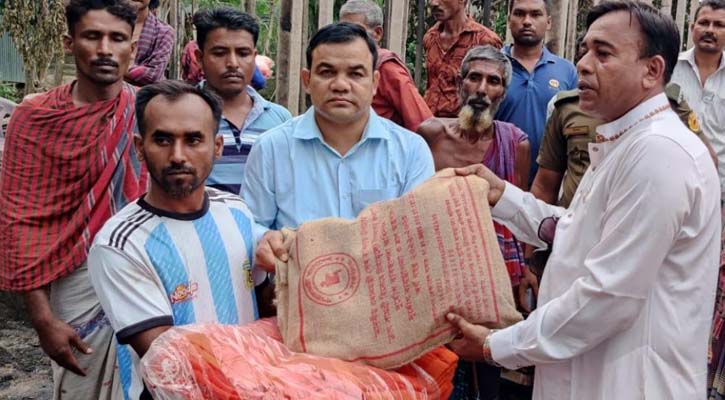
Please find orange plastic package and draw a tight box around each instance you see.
[140,318,458,400]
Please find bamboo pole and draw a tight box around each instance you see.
[384,0,409,60]
[318,0,334,27]
[563,0,578,60]
[687,0,698,48]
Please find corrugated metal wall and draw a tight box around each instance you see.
[0,16,25,83]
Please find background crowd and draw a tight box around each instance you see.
[0,0,724,399]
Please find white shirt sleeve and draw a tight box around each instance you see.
[489,135,696,369]
[491,183,566,248]
[88,244,173,344]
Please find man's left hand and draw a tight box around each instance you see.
[518,267,539,313]
[446,312,490,362]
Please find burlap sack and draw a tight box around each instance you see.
[275,171,522,369]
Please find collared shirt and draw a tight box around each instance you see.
[374,48,433,132]
[207,85,292,194]
[127,13,175,86]
[537,84,707,208]
[496,45,577,183]
[423,17,502,117]
[672,48,725,192]
[241,108,435,230]
[488,93,720,399]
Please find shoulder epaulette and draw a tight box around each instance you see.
[552,89,580,107]
[664,83,684,104]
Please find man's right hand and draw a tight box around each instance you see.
[34,317,92,376]
[255,230,289,273]
[453,164,507,206]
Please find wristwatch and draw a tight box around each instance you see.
[482,329,501,367]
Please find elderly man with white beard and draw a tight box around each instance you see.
[416,44,534,400]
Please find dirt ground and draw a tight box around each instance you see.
[0,293,53,400]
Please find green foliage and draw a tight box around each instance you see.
[0,81,20,103]
[494,5,508,40]
[3,0,66,94]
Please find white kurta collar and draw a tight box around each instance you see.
[595,93,670,141]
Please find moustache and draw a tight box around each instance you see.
[91,58,119,68]
[466,96,491,109]
[162,164,196,176]
[222,71,245,79]
[701,33,717,42]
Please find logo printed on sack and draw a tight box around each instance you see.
[169,282,198,304]
[303,253,361,306]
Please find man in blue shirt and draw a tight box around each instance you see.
[495,0,577,184]
[193,7,291,194]
[243,23,435,270]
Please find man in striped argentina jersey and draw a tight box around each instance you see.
[88,80,269,400]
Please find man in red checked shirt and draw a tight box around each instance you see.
[423,0,502,117]
[126,0,175,86]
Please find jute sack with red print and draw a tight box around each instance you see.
[275,170,522,369]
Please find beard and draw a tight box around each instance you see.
[458,95,501,142]
[148,161,204,199]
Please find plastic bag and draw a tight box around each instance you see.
[140,318,458,399]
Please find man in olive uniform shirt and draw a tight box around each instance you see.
[531,83,715,208]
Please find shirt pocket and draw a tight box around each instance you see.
[565,128,591,167]
[352,187,400,214]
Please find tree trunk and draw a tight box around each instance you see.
[244,0,256,15]
[168,0,180,80]
[564,0,578,60]
[674,0,687,47]
[298,0,310,112]
[23,65,36,96]
[277,0,304,115]
[548,0,569,55]
[263,0,278,55]
[53,52,64,87]
[414,0,425,89]
[687,0,698,48]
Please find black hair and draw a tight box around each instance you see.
[306,22,378,69]
[136,80,223,136]
[694,0,725,21]
[65,0,137,35]
[509,0,552,15]
[586,0,680,83]
[150,0,160,10]
[193,7,260,50]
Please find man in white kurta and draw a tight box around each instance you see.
[445,2,721,399]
